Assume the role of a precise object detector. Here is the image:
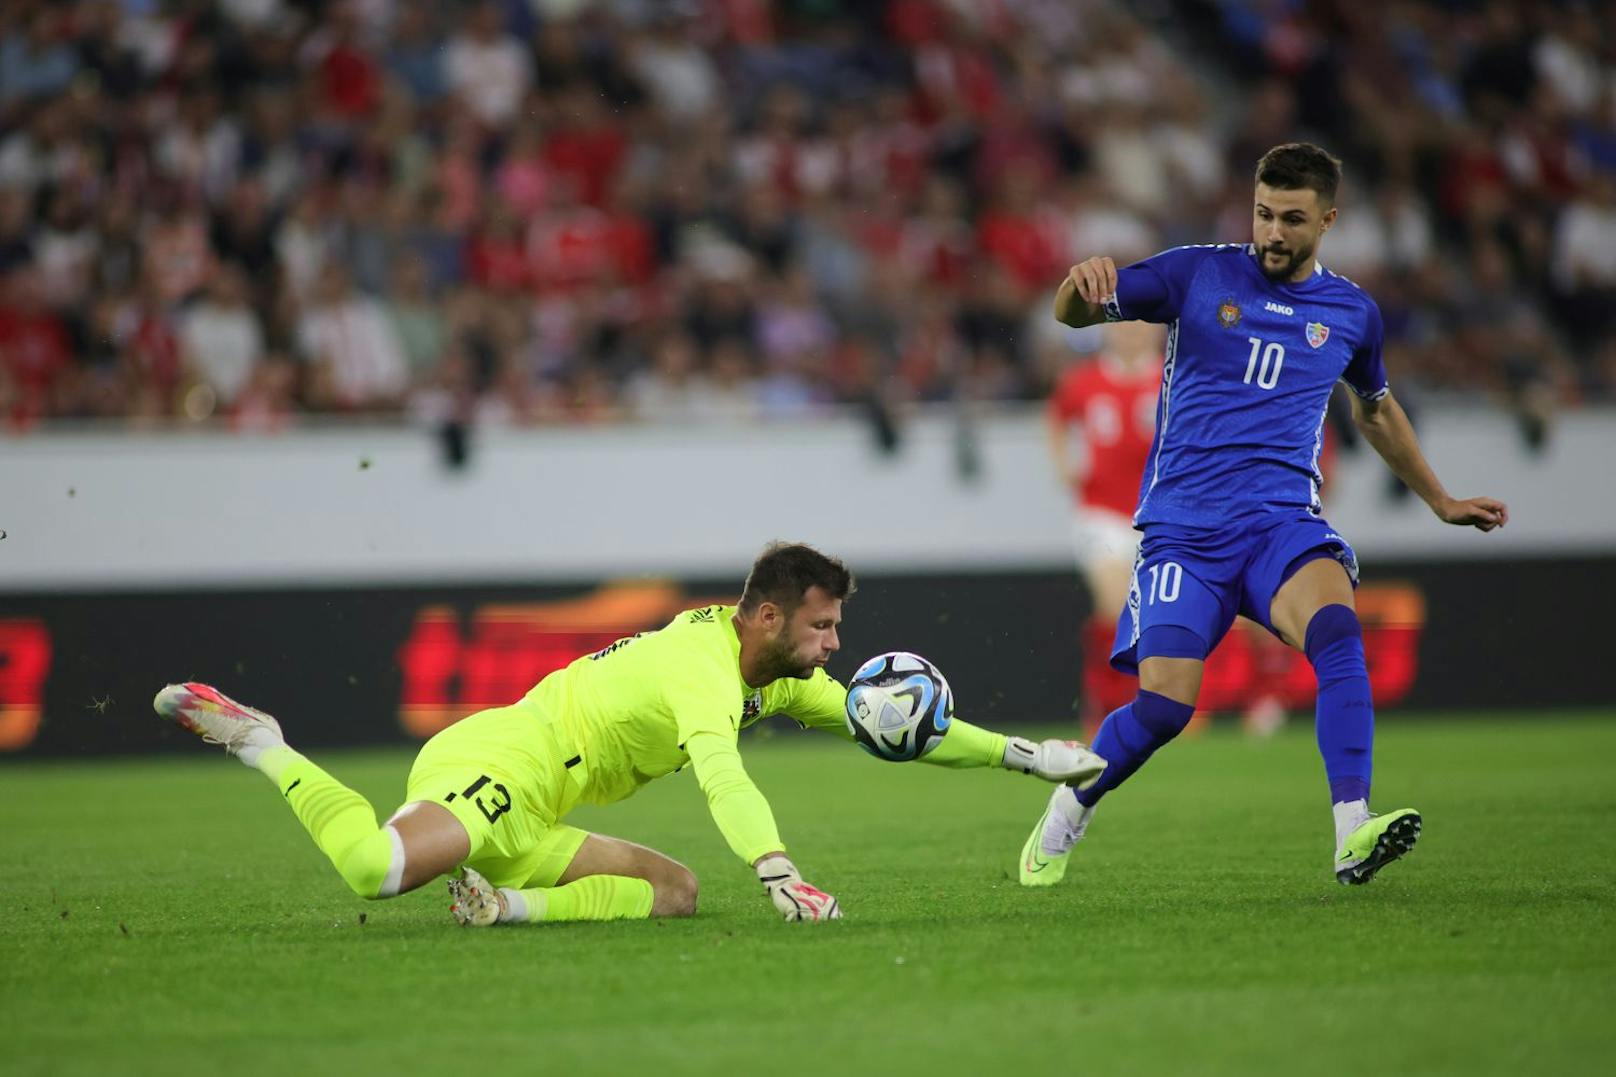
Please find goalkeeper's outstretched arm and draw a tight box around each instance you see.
[930,716,1107,785]
[790,695,1106,785]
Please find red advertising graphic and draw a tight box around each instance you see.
[0,618,52,751]
[1195,583,1425,712]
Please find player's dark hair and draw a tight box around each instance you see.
[738,542,855,615]
[1255,143,1343,206]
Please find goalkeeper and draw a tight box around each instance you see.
[154,542,1104,925]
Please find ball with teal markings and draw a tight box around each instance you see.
[844,651,953,761]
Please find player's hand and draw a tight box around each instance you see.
[1003,736,1108,789]
[1066,256,1118,305]
[1434,495,1509,532]
[755,854,842,922]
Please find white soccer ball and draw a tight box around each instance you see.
[844,651,953,762]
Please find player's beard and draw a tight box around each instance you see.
[1259,238,1314,282]
[753,626,816,682]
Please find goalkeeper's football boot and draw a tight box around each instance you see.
[1019,785,1094,887]
[1334,808,1422,885]
[447,867,507,927]
[153,682,284,756]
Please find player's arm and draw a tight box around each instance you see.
[1351,391,1508,531]
[784,673,1105,783]
[933,718,1106,785]
[1054,256,1117,328]
[681,726,841,922]
[1055,250,1185,328]
[1342,303,1506,531]
[682,729,784,865]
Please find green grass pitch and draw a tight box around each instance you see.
[3,713,1614,1076]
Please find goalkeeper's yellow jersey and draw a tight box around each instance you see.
[519,604,1006,864]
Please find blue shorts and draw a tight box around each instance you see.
[1111,514,1360,674]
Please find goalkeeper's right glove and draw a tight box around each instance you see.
[1002,735,1108,789]
[755,854,842,922]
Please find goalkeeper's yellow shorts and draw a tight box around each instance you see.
[405,704,590,890]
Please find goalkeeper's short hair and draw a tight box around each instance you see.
[739,542,856,616]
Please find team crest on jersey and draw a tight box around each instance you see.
[1217,299,1242,329]
[741,692,762,724]
[1306,322,1330,348]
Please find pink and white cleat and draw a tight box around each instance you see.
[153,682,285,756]
[447,867,508,927]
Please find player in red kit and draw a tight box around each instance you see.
[1047,320,1162,730]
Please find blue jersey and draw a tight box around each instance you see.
[1103,244,1388,528]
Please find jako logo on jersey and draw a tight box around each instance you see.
[1218,299,1241,328]
[1265,301,1294,315]
[1307,322,1330,348]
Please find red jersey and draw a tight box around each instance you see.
[1048,355,1162,518]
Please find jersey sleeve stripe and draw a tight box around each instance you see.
[1132,317,1180,525]
[1341,379,1390,401]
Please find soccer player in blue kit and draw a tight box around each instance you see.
[1020,144,1510,887]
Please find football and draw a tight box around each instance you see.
[844,651,954,761]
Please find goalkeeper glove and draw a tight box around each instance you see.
[1003,736,1107,789]
[755,854,842,922]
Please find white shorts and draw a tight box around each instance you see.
[1071,506,1141,573]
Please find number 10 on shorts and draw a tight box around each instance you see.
[1145,561,1182,604]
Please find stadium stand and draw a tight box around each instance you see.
[0,0,1611,434]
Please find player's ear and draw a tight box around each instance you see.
[1319,205,1338,234]
[756,600,782,630]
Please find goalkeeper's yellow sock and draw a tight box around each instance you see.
[502,875,655,923]
[255,746,403,899]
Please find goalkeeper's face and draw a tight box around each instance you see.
[758,586,843,681]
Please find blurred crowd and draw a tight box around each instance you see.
[0,0,1611,433]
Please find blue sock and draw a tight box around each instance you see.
[1074,690,1197,807]
[1305,604,1373,805]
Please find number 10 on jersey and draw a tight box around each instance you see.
[1244,337,1285,389]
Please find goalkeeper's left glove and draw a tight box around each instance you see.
[1002,736,1107,789]
[755,854,842,922]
